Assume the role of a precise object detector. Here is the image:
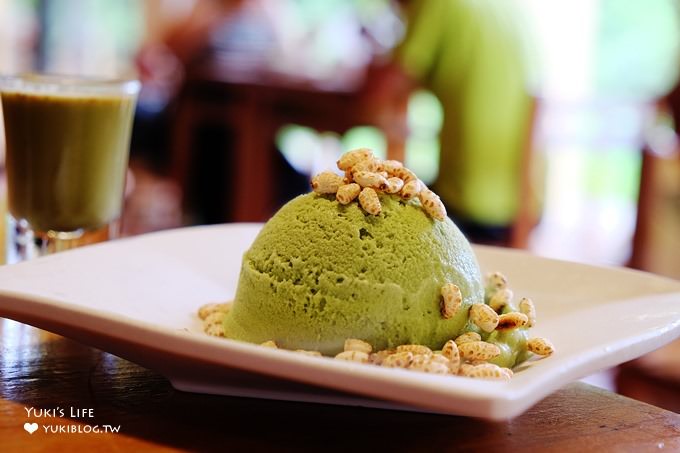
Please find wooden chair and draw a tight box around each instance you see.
[509,97,539,249]
[170,60,407,223]
[629,93,680,270]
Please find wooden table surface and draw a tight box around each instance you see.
[0,319,678,452]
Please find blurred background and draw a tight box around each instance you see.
[0,0,679,411]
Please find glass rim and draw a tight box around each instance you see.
[0,72,141,96]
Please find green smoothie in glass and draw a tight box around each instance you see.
[0,74,140,262]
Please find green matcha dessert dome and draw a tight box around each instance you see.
[223,193,484,355]
[200,149,555,377]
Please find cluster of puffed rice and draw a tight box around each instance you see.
[311,148,446,220]
[197,302,233,337]
[467,271,554,358]
[197,272,554,381]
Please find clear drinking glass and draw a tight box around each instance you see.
[0,74,140,263]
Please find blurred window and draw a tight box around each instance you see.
[522,0,680,264]
[38,0,144,77]
[277,89,442,186]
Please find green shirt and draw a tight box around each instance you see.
[397,0,532,225]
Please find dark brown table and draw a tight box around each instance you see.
[1,319,679,451]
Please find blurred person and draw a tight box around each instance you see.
[365,0,534,244]
[123,0,247,232]
[136,0,249,96]
[134,0,311,224]
[133,0,244,172]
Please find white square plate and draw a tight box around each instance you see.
[0,224,678,420]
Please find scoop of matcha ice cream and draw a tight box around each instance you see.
[223,193,485,355]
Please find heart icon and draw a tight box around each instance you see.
[24,422,38,434]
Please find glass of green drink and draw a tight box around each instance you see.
[0,74,140,263]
